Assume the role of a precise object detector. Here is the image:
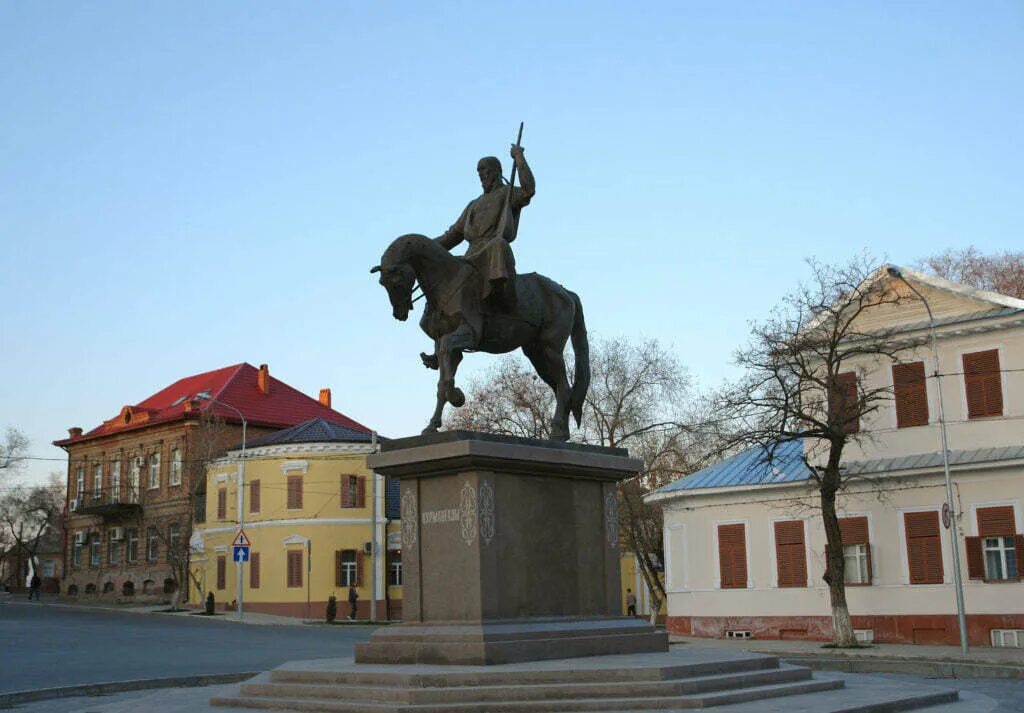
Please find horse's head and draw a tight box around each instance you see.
[371,256,416,322]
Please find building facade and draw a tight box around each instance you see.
[649,266,1024,647]
[55,363,370,602]
[192,418,402,620]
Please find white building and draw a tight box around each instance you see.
[648,266,1024,647]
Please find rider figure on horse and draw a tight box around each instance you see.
[437,144,535,310]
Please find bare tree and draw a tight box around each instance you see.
[917,247,1024,299]
[0,475,65,586]
[0,427,30,481]
[446,337,702,622]
[717,255,908,647]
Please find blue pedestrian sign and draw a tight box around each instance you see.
[233,545,250,563]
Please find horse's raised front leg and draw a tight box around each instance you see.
[422,325,475,434]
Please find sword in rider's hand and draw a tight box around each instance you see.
[496,121,524,243]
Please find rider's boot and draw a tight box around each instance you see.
[420,352,439,370]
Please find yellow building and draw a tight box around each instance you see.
[620,553,667,621]
[191,419,402,620]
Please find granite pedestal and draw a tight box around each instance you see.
[355,431,669,665]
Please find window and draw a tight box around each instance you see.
[341,475,365,509]
[89,532,101,566]
[76,466,85,498]
[126,528,138,562]
[146,526,158,562]
[828,372,859,434]
[170,448,182,486]
[967,506,1022,581]
[287,550,303,588]
[717,524,747,589]
[110,459,121,500]
[217,487,227,520]
[249,480,260,513]
[774,520,807,588]
[217,555,226,590]
[108,534,120,565]
[42,560,55,577]
[905,511,943,584]
[168,523,181,560]
[250,552,260,589]
[963,349,1003,419]
[388,551,402,587]
[287,475,303,510]
[93,464,103,499]
[893,361,928,428]
[336,549,359,587]
[839,516,872,585]
[148,452,161,489]
[72,537,83,566]
[129,457,142,502]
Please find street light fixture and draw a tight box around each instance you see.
[886,266,969,654]
[193,390,248,624]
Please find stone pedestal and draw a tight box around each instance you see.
[355,431,668,665]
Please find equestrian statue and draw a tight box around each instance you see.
[371,125,590,441]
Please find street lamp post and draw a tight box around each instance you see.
[887,266,969,654]
[194,391,247,624]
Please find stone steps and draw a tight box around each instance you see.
[240,664,814,705]
[209,650,960,713]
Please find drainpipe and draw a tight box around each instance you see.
[370,431,378,623]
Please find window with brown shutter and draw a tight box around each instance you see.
[249,552,260,589]
[286,550,303,588]
[357,477,366,509]
[963,349,1003,419]
[287,476,303,510]
[216,555,226,590]
[893,362,929,428]
[967,506,1021,581]
[217,488,227,520]
[249,480,260,513]
[828,372,860,434]
[905,511,944,584]
[718,523,748,589]
[774,520,807,588]
[839,516,872,585]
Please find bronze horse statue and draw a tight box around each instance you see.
[372,233,589,441]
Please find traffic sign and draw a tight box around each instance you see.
[233,545,250,562]
[232,529,251,547]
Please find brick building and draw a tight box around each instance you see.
[54,362,370,602]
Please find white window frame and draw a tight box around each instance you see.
[663,522,687,592]
[983,536,1018,580]
[388,554,402,587]
[168,522,181,556]
[89,533,101,566]
[148,452,161,489]
[76,466,85,498]
[146,527,158,562]
[170,448,182,486]
[843,543,870,584]
[110,459,121,500]
[126,528,139,562]
[42,560,55,577]
[93,464,103,499]
[340,550,357,586]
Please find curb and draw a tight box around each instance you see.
[0,671,259,707]
[775,654,1024,680]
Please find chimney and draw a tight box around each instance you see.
[319,388,332,408]
[258,364,271,395]
[68,427,83,439]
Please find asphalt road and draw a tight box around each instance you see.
[0,601,375,694]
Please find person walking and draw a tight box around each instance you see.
[28,574,42,601]
[348,585,359,621]
[626,588,637,617]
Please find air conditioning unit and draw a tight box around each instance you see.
[73,532,85,545]
[363,541,374,554]
[854,629,874,644]
[70,498,80,512]
[110,527,125,541]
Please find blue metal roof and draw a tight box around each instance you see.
[653,440,809,495]
[242,417,374,448]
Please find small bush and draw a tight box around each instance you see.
[326,595,337,623]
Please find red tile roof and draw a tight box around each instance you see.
[54,363,371,446]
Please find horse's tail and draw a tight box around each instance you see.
[568,291,590,427]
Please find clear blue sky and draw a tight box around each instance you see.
[2,2,1022,484]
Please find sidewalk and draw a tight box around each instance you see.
[669,634,1024,679]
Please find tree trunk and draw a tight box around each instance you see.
[820,459,857,647]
